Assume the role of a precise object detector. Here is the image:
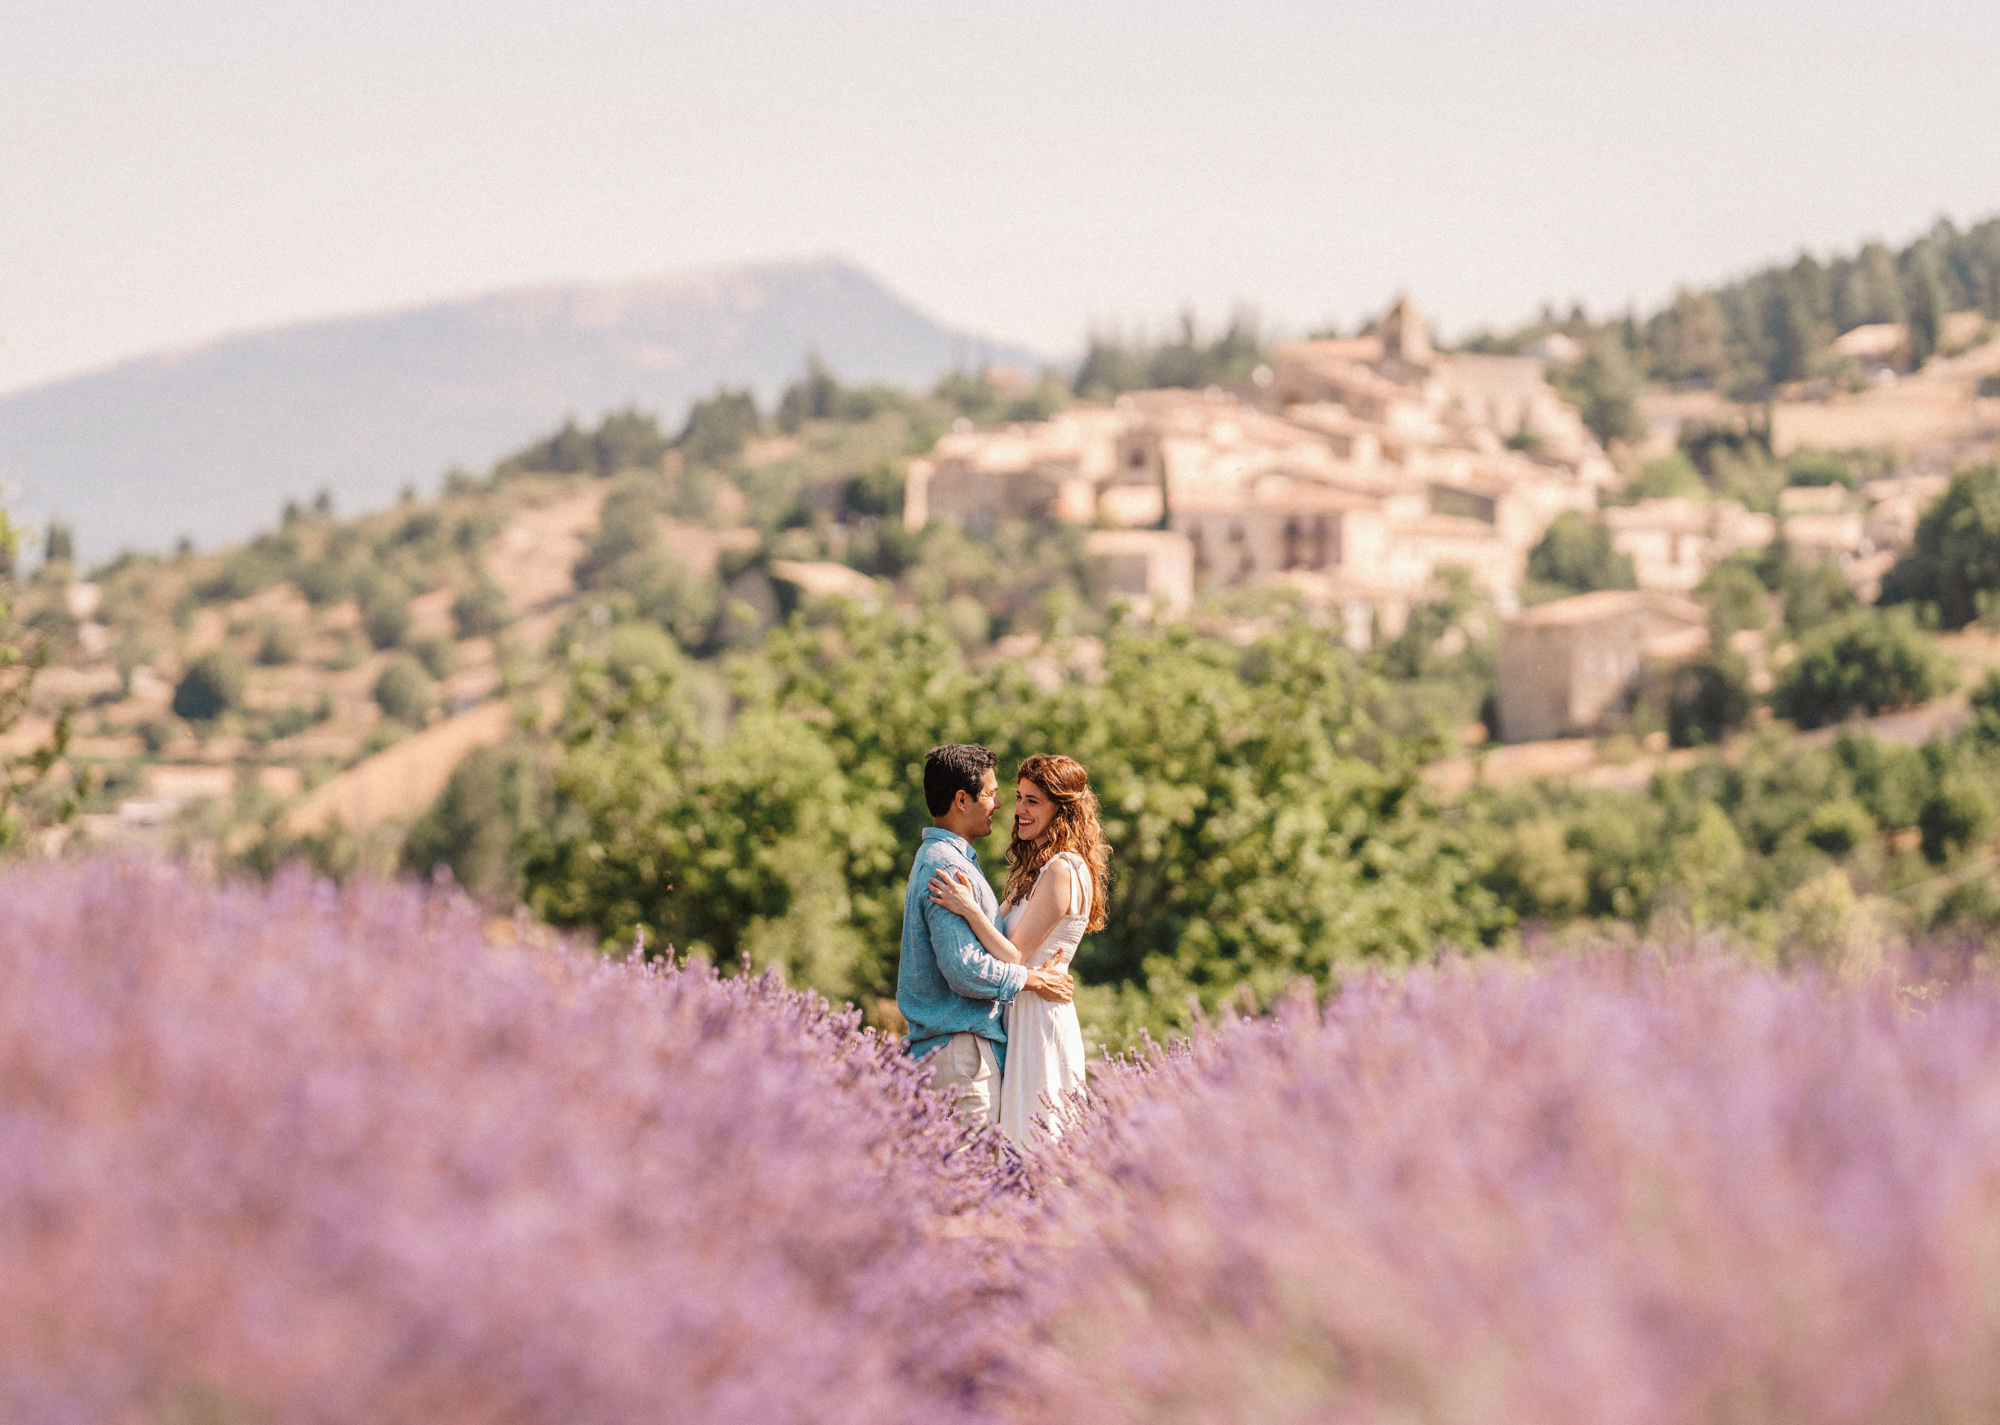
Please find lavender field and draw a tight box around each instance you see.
[7,860,2000,1424]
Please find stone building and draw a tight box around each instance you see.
[1600,499,1775,592]
[906,298,1611,630]
[1495,591,1709,743]
[1083,529,1194,618]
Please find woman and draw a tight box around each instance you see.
[928,753,1108,1142]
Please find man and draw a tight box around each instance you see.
[898,743,1074,1124]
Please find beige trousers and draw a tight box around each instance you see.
[927,1032,1001,1125]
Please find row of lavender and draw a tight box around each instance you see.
[5,862,2000,1423]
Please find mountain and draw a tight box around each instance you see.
[0,257,1042,561]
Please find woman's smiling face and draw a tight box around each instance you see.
[1013,777,1054,843]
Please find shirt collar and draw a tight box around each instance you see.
[921,826,978,864]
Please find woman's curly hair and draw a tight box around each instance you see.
[1002,753,1110,932]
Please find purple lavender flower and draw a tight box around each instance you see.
[1016,954,2000,1424]
[0,859,1029,1423]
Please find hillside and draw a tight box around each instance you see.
[1464,214,2000,413]
[10,277,2000,1041]
[0,257,1042,563]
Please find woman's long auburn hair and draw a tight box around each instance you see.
[1003,754,1110,932]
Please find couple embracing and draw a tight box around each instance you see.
[896,744,1108,1142]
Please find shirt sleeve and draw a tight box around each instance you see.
[924,876,1028,1003]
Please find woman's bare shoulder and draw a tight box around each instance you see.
[1034,853,1086,913]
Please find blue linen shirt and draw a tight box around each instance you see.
[897,827,1027,1070]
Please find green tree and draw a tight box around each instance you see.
[1699,561,1770,644]
[1666,655,1753,748]
[1481,819,1590,924]
[1881,464,2000,628]
[775,354,842,433]
[1626,452,1707,501]
[677,388,760,469]
[1781,557,1857,637]
[403,742,544,902]
[490,406,671,481]
[573,475,721,651]
[1919,775,1996,864]
[1904,239,1949,368]
[1773,611,1953,729]
[255,618,305,666]
[520,606,1502,1033]
[1787,450,1855,488]
[1561,337,1646,446]
[1525,512,1637,599]
[1971,669,2000,745]
[353,568,413,649]
[1073,312,1264,399]
[451,576,511,638]
[172,648,247,722]
[372,654,435,726]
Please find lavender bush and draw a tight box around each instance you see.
[0,860,1030,1423]
[10,860,2000,1424]
[1018,954,2000,1424]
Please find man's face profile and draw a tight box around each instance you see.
[958,768,998,839]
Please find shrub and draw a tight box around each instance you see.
[1773,610,1953,728]
[1781,556,1857,636]
[403,743,543,902]
[194,547,282,603]
[678,387,761,468]
[1973,669,2000,743]
[491,407,671,482]
[294,558,348,607]
[170,648,247,721]
[1698,561,1770,643]
[1560,336,1646,445]
[1920,775,1996,864]
[1481,818,1589,923]
[136,718,178,753]
[1787,448,1857,487]
[1525,511,1637,598]
[1017,954,2000,1421]
[1665,653,1753,747]
[1628,451,1707,500]
[0,862,1019,1422]
[254,617,305,666]
[355,571,412,650]
[451,577,510,638]
[372,654,435,726]
[1798,797,1877,856]
[524,606,1500,1019]
[263,702,322,741]
[1881,463,2000,627]
[413,635,459,681]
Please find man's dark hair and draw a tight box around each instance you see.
[924,744,997,818]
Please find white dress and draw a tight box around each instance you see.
[998,851,1090,1143]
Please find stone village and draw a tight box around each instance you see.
[903,299,1956,745]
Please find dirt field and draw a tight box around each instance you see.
[482,483,607,617]
[282,699,517,836]
[1772,339,2000,459]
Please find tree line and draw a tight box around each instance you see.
[1469,215,2000,401]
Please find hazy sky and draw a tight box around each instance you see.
[4,0,1997,395]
